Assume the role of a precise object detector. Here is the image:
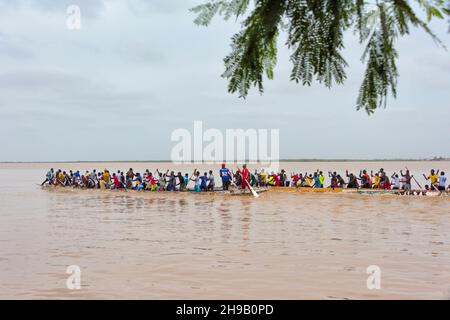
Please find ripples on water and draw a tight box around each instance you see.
[0,166,450,299]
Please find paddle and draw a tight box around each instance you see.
[405,166,422,190]
[236,165,259,198]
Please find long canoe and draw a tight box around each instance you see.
[268,186,449,197]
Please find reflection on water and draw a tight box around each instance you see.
[0,165,450,299]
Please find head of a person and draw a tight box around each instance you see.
[170,171,174,175]
[243,164,247,168]
[362,170,367,174]
[441,171,445,176]
[221,163,225,168]
[209,170,212,174]
[431,169,435,174]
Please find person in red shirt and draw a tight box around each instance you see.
[112,173,120,189]
[291,172,299,187]
[239,164,250,190]
[272,172,280,187]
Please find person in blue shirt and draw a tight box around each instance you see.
[134,173,143,190]
[200,172,208,191]
[219,163,232,190]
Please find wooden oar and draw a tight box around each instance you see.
[236,165,259,198]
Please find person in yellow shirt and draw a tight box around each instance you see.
[424,169,439,191]
[305,174,313,187]
[260,169,267,187]
[371,171,380,188]
[103,170,110,186]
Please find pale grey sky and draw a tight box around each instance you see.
[0,0,449,161]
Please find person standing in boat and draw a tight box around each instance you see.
[219,163,232,191]
[207,170,215,191]
[400,169,412,191]
[41,168,55,186]
[238,164,251,190]
[279,170,287,187]
[438,172,446,191]
[166,171,176,191]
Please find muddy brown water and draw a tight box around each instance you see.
[0,161,449,299]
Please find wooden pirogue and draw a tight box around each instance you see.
[268,186,449,197]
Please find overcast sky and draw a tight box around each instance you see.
[0,0,449,161]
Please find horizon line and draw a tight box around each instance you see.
[1,157,449,164]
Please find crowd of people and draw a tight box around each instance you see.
[41,164,448,192]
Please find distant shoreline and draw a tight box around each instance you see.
[1,158,449,164]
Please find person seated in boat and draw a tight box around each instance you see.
[303,173,313,187]
[207,170,215,191]
[112,173,120,189]
[176,172,186,191]
[359,170,372,188]
[56,170,65,186]
[99,174,106,190]
[267,172,276,186]
[400,169,412,191]
[391,173,400,190]
[423,169,439,191]
[379,174,391,190]
[318,171,325,188]
[97,172,103,188]
[133,173,143,190]
[250,171,258,187]
[183,173,189,189]
[190,170,201,192]
[103,170,110,186]
[346,171,359,188]
[438,172,446,191]
[126,168,134,181]
[259,169,267,187]
[337,174,345,188]
[329,174,339,188]
[278,170,287,187]
[68,171,74,186]
[312,172,321,188]
[166,171,176,191]
[291,172,300,187]
[219,163,232,191]
[119,172,125,188]
[64,171,72,186]
[234,171,242,187]
[156,169,167,191]
[370,171,379,188]
[199,172,208,191]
